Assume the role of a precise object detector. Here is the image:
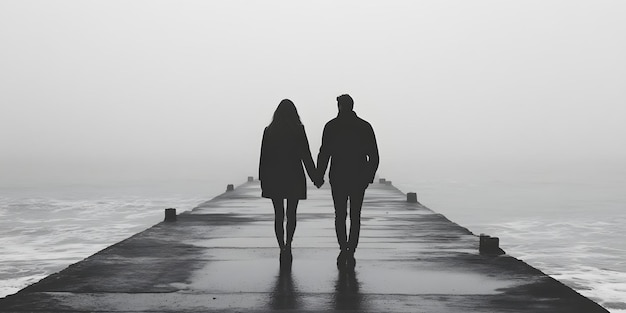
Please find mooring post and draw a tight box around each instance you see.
[407,192,418,203]
[226,184,234,191]
[164,208,177,222]
[248,176,254,182]
[479,234,505,255]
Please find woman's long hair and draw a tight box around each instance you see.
[268,99,302,130]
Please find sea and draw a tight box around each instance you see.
[1,167,625,312]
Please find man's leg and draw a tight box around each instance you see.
[347,188,366,252]
[332,187,350,267]
[345,187,366,269]
[331,187,349,250]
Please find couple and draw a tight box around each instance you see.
[259,94,379,269]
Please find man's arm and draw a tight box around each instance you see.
[366,124,379,183]
[316,124,331,187]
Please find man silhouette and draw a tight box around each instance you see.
[316,94,379,269]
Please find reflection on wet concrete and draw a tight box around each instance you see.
[268,267,300,310]
[334,269,366,311]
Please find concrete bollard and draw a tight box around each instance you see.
[379,178,386,184]
[479,234,505,255]
[407,192,418,203]
[164,208,177,222]
[226,184,234,191]
[248,176,254,182]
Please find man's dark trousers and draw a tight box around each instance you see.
[332,185,366,251]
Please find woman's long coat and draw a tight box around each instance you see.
[259,125,316,199]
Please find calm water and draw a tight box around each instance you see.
[1,172,625,312]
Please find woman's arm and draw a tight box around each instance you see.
[299,126,318,184]
[259,128,268,182]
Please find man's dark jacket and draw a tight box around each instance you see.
[317,110,379,191]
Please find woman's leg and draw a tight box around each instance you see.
[272,198,285,249]
[285,198,299,247]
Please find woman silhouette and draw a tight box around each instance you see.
[259,99,319,266]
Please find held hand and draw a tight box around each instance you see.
[312,171,324,188]
[314,178,325,188]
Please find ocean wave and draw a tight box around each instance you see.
[551,265,626,311]
[0,194,205,298]
[473,216,626,313]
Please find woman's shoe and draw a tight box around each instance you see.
[280,246,292,268]
[279,247,286,264]
[337,249,348,268]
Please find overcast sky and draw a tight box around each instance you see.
[1,1,625,188]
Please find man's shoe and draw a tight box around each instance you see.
[346,250,356,269]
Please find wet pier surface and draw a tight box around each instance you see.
[0,180,608,312]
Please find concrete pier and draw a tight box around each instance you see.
[0,180,608,312]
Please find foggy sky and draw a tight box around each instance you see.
[1,1,625,188]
